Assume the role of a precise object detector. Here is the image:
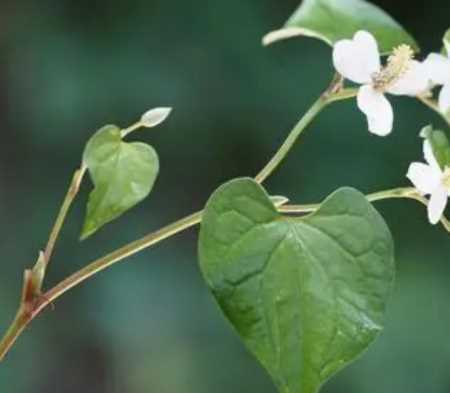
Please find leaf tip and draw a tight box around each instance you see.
[262,27,306,46]
[80,220,96,241]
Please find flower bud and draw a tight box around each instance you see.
[141,107,172,128]
[270,195,289,207]
[31,251,46,295]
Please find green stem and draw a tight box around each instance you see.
[44,166,86,265]
[255,87,358,184]
[279,187,450,234]
[0,211,202,362]
[255,96,327,183]
[0,163,87,361]
[0,308,28,362]
[42,211,202,303]
[121,121,144,138]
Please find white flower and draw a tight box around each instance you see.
[407,140,450,224]
[424,52,450,114]
[141,107,172,128]
[333,31,429,136]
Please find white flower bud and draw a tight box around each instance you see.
[141,107,172,128]
[270,195,289,207]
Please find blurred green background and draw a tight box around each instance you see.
[0,0,449,392]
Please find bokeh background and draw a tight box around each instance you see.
[0,0,449,392]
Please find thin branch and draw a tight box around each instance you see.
[43,211,202,303]
[279,187,450,234]
[255,96,328,183]
[0,210,202,361]
[254,82,358,184]
[43,166,86,265]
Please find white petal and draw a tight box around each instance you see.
[357,85,393,136]
[387,60,430,96]
[428,185,448,225]
[423,140,442,172]
[141,107,172,128]
[423,53,450,85]
[406,162,441,195]
[333,31,381,84]
[438,82,450,114]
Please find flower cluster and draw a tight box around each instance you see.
[333,31,450,224]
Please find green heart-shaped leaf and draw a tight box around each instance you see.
[81,125,159,239]
[263,0,418,54]
[199,178,395,393]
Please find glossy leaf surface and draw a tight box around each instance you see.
[199,178,395,393]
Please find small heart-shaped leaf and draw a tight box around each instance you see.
[81,125,159,239]
[199,178,395,393]
[263,0,418,54]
